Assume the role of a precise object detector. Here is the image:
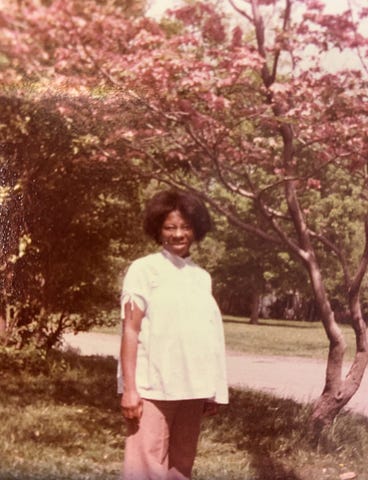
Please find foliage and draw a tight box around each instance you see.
[209,207,308,318]
[0,94,146,349]
[3,0,364,301]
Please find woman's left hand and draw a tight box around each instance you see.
[203,401,219,417]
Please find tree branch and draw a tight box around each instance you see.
[174,180,283,245]
[228,0,253,22]
[349,217,368,304]
[346,0,368,76]
[250,0,273,87]
[309,230,351,288]
[270,0,292,84]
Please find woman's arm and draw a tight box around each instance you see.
[120,301,145,420]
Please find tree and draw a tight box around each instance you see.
[150,1,368,431]
[166,1,368,432]
[0,92,148,349]
[208,205,307,323]
[2,0,368,431]
[124,1,368,431]
[0,0,154,349]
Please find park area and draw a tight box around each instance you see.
[1,0,368,479]
[1,318,368,480]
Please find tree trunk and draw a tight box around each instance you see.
[279,140,368,431]
[307,254,368,432]
[249,290,260,325]
[0,314,6,341]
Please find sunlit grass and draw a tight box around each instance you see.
[1,348,368,480]
[223,316,357,360]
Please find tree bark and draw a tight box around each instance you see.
[249,290,260,325]
[283,163,368,432]
[252,0,368,430]
[310,221,368,431]
[0,314,6,341]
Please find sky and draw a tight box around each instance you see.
[146,0,181,18]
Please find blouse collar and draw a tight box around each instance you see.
[161,248,192,268]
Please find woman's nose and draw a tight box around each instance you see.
[173,228,184,237]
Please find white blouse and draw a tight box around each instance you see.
[117,249,228,404]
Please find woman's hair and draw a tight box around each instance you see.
[144,189,212,243]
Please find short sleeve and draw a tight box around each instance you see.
[120,260,149,319]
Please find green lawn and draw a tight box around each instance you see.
[9,316,363,479]
[223,316,357,360]
[1,348,368,480]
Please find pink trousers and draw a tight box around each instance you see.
[122,398,205,480]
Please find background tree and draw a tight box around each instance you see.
[0,93,148,349]
[209,205,307,323]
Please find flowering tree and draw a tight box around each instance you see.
[0,1,151,348]
[1,0,368,429]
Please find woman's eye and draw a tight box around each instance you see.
[164,225,192,231]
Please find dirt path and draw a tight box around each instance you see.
[63,332,368,417]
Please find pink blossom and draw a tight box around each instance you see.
[307,178,321,190]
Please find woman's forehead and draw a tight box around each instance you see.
[164,210,190,223]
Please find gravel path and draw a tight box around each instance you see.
[63,332,368,417]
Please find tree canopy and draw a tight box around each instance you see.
[0,92,148,348]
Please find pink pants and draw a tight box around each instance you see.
[122,398,205,480]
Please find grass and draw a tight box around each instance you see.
[0,349,123,480]
[1,347,368,480]
[94,314,358,360]
[223,317,357,360]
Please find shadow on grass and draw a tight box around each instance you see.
[202,388,311,480]
[2,349,368,480]
[0,348,124,480]
[1,349,118,405]
[0,348,123,438]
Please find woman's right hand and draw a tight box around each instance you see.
[121,390,143,420]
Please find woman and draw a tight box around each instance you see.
[118,189,228,480]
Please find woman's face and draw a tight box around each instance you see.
[161,210,194,258]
